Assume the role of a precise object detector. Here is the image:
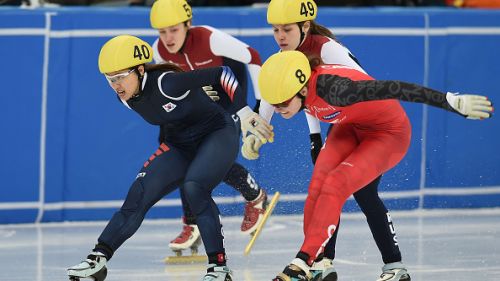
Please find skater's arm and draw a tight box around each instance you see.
[316,75,493,119]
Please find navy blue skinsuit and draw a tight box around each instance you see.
[95,66,245,261]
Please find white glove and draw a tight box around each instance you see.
[202,85,219,102]
[241,134,263,160]
[446,92,493,120]
[237,106,274,143]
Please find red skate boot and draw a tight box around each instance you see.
[241,189,268,235]
[169,218,201,256]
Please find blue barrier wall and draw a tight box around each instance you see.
[1,7,499,224]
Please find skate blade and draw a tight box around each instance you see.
[244,191,280,256]
[163,255,207,264]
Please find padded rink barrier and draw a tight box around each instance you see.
[0,7,499,224]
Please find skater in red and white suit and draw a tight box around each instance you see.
[149,0,274,252]
[252,51,493,281]
[265,0,410,280]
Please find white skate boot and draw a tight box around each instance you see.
[202,264,233,281]
[67,251,107,281]
[241,189,268,235]
[376,262,411,281]
[273,258,312,281]
[169,222,201,256]
[310,257,337,281]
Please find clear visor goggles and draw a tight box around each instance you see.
[104,68,135,84]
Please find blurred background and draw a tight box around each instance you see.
[0,1,499,225]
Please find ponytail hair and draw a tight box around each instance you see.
[307,54,325,70]
[145,62,184,73]
[309,21,336,41]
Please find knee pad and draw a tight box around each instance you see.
[182,181,210,215]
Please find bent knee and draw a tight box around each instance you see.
[182,181,211,215]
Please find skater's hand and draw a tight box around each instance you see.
[202,85,219,102]
[446,92,494,120]
[241,134,263,160]
[237,106,274,144]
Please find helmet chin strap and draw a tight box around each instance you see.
[131,66,144,99]
[297,22,307,49]
[297,92,307,111]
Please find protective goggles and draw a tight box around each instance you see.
[104,68,135,84]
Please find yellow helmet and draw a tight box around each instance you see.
[98,35,153,74]
[150,0,192,29]
[267,0,317,25]
[259,51,311,105]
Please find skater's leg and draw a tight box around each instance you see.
[222,149,268,234]
[310,221,339,281]
[223,162,260,201]
[353,178,410,280]
[68,144,188,280]
[183,123,239,265]
[180,188,197,224]
[353,176,402,264]
[95,144,188,257]
[274,125,358,281]
[322,219,339,260]
[168,189,201,252]
[300,123,411,264]
[303,125,358,239]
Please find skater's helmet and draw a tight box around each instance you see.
[259,51,311,105]
[150,0,193,29]
[98,35,153,74]
[267,0,317,25]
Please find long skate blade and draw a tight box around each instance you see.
[163,255,207,264]
[244,191,280,256]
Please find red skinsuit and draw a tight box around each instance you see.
[300,64,412,264]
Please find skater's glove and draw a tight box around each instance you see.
[202,85,219,102]
[241,134,263,160]
[237,106,274,143]
[309,133,323,165]
[446,92,494,120]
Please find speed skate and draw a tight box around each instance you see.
[164,234,207,264]
[67,251,108,281]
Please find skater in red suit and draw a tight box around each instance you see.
[265,0,413,279]
[249,51,493,281]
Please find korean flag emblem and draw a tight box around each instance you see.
[162,102,177,112]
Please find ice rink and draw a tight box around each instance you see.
[1,209,499,281]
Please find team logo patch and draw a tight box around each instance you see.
[323,111,341,120]
[162,102,177,112]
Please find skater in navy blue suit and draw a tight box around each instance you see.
[66,35,274,281]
